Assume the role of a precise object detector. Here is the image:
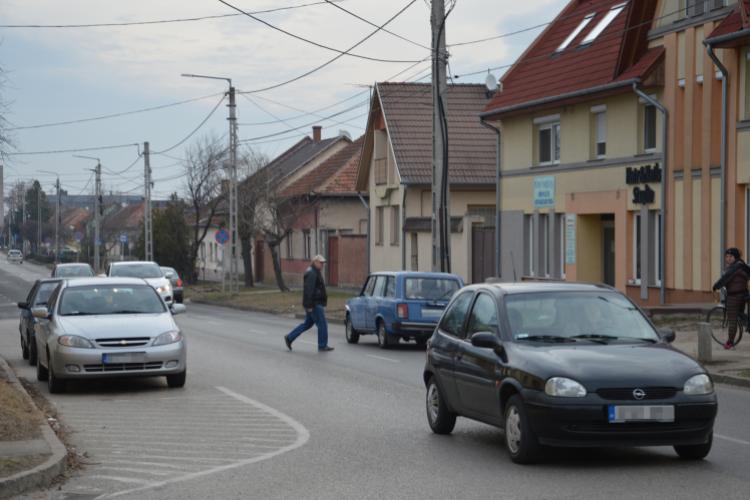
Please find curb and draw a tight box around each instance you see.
[188,298,346,325]
[708,372,750,389]
[0,357,67,500]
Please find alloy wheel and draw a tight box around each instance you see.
[506,407,522,454]
[427,383,440,424]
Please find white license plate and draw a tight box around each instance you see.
[421,309,443,318]
[608,405,674,422]
[103,352,146,364]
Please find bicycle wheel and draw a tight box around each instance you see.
[706,306,744,346]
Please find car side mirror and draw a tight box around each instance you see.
[32,308,50,319]
[658,328,676,343]
[170,304,187,315]
[471,332,504,352]
[17,301,28,310]
[165,272,174,279]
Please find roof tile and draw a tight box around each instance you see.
[282,136,364,197]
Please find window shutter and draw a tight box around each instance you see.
[691,0,705,16]
[711,0,725,10]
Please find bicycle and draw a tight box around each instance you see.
[706,288,746,346]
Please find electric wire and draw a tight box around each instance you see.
[152,95,226,154]
[7,143,139,156]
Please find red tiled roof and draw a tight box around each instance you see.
[281,136,364,197]
[707,5,750,39]
[375,83,497,184]
[264,134,350,181]
[483,0,633,116]
[614,46,665,82]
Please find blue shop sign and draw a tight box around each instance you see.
[533,175,555,208]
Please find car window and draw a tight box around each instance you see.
[45,285,62,315]
[439,292,473,338]
[59,285,166,316]
[363,277,376,297]
[465,294,499,339]
[405,278,460,301]
[111,263,163,278]
[26,283,39,303]
[35,282,61,307]
[385,276,396,298]
[57,265,94,277]
[372,276,386,297]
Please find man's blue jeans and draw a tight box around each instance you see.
[286,305,328,348]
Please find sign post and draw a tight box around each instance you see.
[119,234,128,261]
[75,232,83,263]
[215,230,230,297]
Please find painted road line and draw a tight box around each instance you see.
[365,354,399,363]
[250,329,268,335]
[715,434,750,446]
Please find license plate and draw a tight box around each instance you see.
[103,352,146,364]
[421,309,443,318]
[608,405,674,422]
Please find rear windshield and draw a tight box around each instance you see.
[57,265,94,277]
[35,282,61,307]
[59,285,165,316]
[404,278,460,301]
[111,263,162,279]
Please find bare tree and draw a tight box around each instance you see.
[182,134,228,284]
[237,147,270,287]
[0,48,16,163]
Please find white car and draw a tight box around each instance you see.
[106,261,173,305]
[7,250,23,263]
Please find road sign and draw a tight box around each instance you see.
[95,238,101,246]
[215,229,230,245]
[119,234,128,243]
[75,232,83,241]
[2,233,5,238]
[13,234,18,239]
[45,237,51,244]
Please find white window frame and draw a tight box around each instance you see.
[580,3,628,45]
[595,112,606,159]
[633,213,641,285]
[529,217,535,277]
[542,214,549,278]
[653,212,662,286]
[559,215,566,280]
[303,231,311,260]
[537,121,561,166]
[287,230,293,258]
[643,103,657,153]
[556,13,595,53]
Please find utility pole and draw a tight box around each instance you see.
[37,184,41,254]
[22,196,26,254]
[431,0,450,272]
[144,142,153,262]
[54,178,61,263]
[229,85,239,295]
[95,163,101,272]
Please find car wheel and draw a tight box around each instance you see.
[345,316,360,344]
[426,377,456,434]
[505,395,541,464]
[377,321,391,349]
[167,369,187,388]
[47,358,67,394]
[28,337,37,366]
[674,432,713,460]
[21,336,29,360]
[36,352,48,382]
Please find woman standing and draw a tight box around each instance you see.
[712,248,750,350]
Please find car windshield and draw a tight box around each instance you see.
[34,282,60,307]
[59,285,165,316]
[57,265,94,277]
[404,278,460,301]
[111,263,163,279]
[505,292,660,342]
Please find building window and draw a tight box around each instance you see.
[653,213,662,286]
[538,122,561,165]
[376,207,384,245]
[527,215,535,277]
[287,230,293,258]
[391,206,400,245]
[303,231,311,260]
[595,112,606,158]
[542,214,549,278]
[555,13,595,53]
[469,206,496,227]
[690,0,706,17]
[644,104,657,153]
[559,214,566,280]
[580,3,627,45]
[633,213,641,284]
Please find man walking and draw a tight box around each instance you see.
[284,255,334,352]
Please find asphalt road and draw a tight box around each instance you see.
[1,259,750,500]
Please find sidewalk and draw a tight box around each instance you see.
[0,357,67,499]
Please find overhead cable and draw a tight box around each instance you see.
[152,95,226,154]
[7,143,139,156]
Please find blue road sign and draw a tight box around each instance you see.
[75,232,83,241]
[119,234,128,243]
[13,234,18,239]
[215,229,230,245]
[2,233,5,238]
[45,237,51,244]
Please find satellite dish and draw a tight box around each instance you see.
[485,73,498,92]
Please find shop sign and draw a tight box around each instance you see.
[625,163,661,184]
[632,184,656,204]
[533,175,555,208]
[565,214,576,265]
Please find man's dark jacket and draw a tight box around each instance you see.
[303,264,328,309]
[713,259,750,295]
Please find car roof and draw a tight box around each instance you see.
[38,278,64,284]
[55,263,90,267]
[64,277,149,288]
[111,261,158,266]
[471,281,617,295]
[368,271,462,279]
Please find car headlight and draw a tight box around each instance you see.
[545,377,587,397]
[153,331,182,346]
[684,374,713,395]
[58,335,94,348]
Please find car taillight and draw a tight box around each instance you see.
[397,303,408,319]
[177,279,182,287]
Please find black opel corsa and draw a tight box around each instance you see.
[423,282,717,464]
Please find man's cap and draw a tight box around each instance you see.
[313,254,327,263]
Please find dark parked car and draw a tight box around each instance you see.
[424,282,717,464]
[18,279,63,365]
[345,272,464,348]
[160,267,183,304]
[51,263,95,278]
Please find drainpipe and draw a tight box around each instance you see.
[402,185,407,270]
[479,118,501,278]
[633,82,667,306]
[704,43,728,274]
[358,192,370,276]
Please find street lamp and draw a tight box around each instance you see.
[38,170,60,263]
[74,155,102,271]
[181,72,238,295]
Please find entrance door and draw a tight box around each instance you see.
[328,236,339,286]
[472,228,496,284]
[602,221,615,286]
[411,233,418,271]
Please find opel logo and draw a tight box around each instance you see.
[633,389,646,400]
[120,340,128,345]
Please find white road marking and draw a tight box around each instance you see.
[88,476,155,485]
[365,354,399,363]
[95,467,172,476]
[715,434,750,445]
[250,329,268,335]
[98,387,310,499]
[96,460,189,470]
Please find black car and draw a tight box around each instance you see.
[423,282,717,464]
[18,279,63,366]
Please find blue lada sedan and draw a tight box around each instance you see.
[345,272,463,349]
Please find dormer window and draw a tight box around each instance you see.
[555,13,596,53]
[580,2,628,46]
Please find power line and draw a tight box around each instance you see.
[0,1,343,28]
[152,95,226,154]
[7,143,139,156]
[218,0,423,64]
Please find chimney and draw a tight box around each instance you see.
[312,126,322,143]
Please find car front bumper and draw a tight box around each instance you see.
[522,389,717,447]
[49,340,186,379]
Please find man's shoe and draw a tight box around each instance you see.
[725,341,735,350]
[285,336,292,350]
[318,346,334,352]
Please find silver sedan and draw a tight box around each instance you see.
[33,277,187,394]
